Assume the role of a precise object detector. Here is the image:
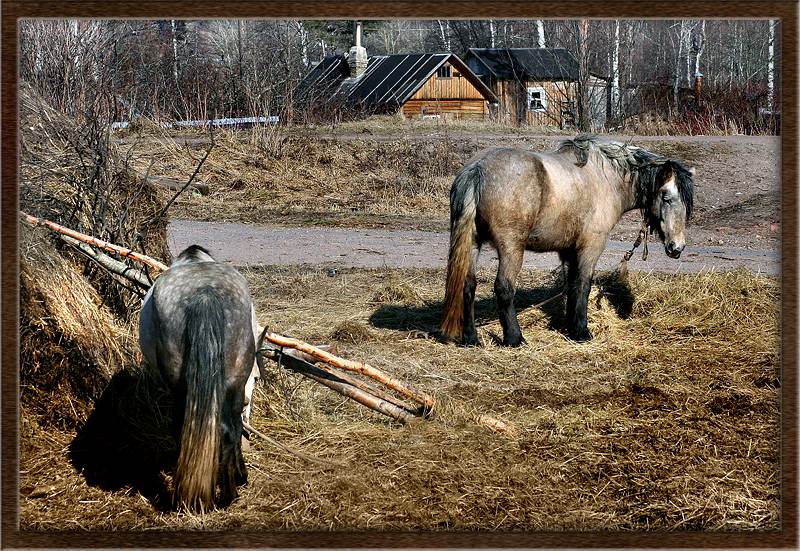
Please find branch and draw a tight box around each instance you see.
[150,132,214,222]
[58,233,152,290]
[20,211,169,272]
[258,345,419,425]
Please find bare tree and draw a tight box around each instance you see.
[536,20,546,48]
[768,19,775,111]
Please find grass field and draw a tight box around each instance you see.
[20,266,780,531]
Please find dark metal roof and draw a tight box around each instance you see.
[294,52,499,117]
[466,48,584,81]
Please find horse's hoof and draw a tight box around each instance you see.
[461,335,481,347]
[568,329,593,342]
[504,338,527,347]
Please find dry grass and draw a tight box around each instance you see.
[123,128,486,227]
[19,225,141,430]
[116,124,772,238]
[20,266,779,531]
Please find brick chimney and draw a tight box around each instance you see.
[348,21,367,78]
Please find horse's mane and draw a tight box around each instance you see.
[175,244,216,264]
[558,134,694,219]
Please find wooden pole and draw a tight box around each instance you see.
[20,211,169,272]
[259,347,418,424]
[261,330,435,412]
[313,362,422,416]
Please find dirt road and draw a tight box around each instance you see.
[168,219,779,275]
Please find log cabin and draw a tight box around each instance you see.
[294,52,499,122]
[463,48,608,129]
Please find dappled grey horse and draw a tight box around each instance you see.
[441,135,694,346]
[139,245,260,511]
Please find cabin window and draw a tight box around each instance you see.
[437,65,452,78]
[527,87,547,112]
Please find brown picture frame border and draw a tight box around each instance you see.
[2,1,796,548]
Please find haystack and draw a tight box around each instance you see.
[19,82,170,427]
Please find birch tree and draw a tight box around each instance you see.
[768,19,775,111]
[673,20,689,113]
[296,21,309,67]
[536,20,546,48]
[693,20,706,79]
[171,20,179,84]
[611,19,620,120]
[436,20,450,50]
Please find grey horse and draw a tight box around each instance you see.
[139,244,259,511]
[441,135,694,346]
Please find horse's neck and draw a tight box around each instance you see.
[619,172,644,214]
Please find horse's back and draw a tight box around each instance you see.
[139,262,255,385]
[470,146,618,251]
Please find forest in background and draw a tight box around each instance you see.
[18,19,780,134]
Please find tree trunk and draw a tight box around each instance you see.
[171,20,179,85]
[489,19,496,48]
[536,20,546,48]
[685,21,693,86]
[611,19,621,122]
[437,20,450,50]
[768,19,775,112]
[694,20,705,76]
[674,20,688,114]
[576,19,591,131]
[296,21,309,67]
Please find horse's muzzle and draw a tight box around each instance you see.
[665,241,684,259]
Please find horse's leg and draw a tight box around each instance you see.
[565,242,605,342]
[241,362,259,451]
[494,241,526,347]
[462,245,481,346]
[218,386,246,507]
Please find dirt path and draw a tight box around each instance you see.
[168,219,779,275]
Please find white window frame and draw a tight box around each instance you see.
[527,87,547,112]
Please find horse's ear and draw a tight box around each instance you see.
[688,166,696,177]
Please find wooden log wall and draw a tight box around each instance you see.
[493,80,577,127]
[401,64,490,119]
[400,99,487,120]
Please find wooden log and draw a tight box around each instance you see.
[20,211,169,272]
[314,362,422,416]
[262,330,435,413]
[56,232,153,290]
[258,346,418,425]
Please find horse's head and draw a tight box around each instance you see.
[648,161,695,259]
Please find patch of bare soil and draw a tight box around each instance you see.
[20,267,779,531]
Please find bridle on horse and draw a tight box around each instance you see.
[623,216,650,263]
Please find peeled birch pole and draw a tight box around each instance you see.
[313,362,421,415]
[20,211,169,272]
[258,347,418,424]
[261,329,435,412]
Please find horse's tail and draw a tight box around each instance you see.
[441,160,484,341]
[173,291,225,512]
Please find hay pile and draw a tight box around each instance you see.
[18,83,170,428]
